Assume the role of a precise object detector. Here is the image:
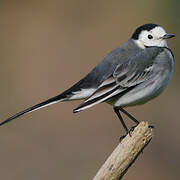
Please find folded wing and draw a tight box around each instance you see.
[73,47,163,113]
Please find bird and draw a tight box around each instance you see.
[0,23,175,137]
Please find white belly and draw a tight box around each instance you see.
[113,68,173,108]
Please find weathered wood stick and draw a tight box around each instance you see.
[93,121,153,180]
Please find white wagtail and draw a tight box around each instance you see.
[0,23,175,136]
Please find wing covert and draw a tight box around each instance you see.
[74,47,164,112]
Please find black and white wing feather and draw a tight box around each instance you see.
[73,47,165,112]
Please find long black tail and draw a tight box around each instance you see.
[0,93,67,126]
[0,73,95,126]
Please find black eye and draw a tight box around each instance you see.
[148,34,153,39]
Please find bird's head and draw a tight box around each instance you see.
[131,23,175,48]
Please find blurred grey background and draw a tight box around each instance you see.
[0,0,179,179]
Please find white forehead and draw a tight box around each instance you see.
[150,26,166,36]
[140,26,167,38]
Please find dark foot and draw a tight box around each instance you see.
[129,124,139,136]
[119,124,139,142]
[119,127,136,142]
[129,124,154,136]
[119,134,127,142]
[120,124,154,141]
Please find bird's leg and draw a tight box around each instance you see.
[119,107,139,125]
[119,107,155,133]
[119,107,139,134]
[113,107,129,140]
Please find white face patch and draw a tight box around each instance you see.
[134,26,168,48]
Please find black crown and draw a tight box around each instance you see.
[131,23,159,40]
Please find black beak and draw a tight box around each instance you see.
[163,34,175,39]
